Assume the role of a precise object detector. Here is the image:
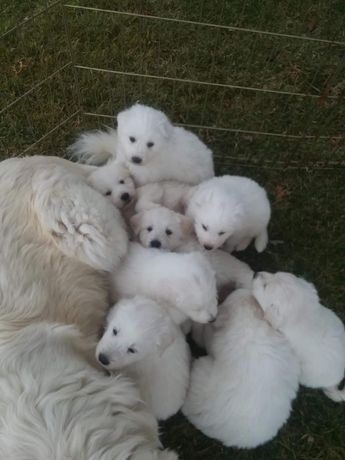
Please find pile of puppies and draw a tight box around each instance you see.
[70,103,345,449]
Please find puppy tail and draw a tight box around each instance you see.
[254,228,268,253]
[67,127,117,165]
[323,376,345,402]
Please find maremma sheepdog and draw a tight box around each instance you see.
[252,271,345,402]
[96,296,190,421]
[185,175,271,253]
[70,103,214,185]
[0,156,177,459]
[183,289,299,449]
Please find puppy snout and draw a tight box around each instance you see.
[131,156,142,164]
[150,239,162,248]
[121,192,131,202]
[204,244,213,251]
[98,353,110,366]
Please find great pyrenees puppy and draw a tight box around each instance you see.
[135,180,191,213]
[96,296,190,421]
[185,175,271,252]
[183,289,299,449]
[0,322,178,460]
[69,103,214,185]
[111,242,218,325]
[252,271,345,402]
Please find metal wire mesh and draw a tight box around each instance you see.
[1,0,344,169]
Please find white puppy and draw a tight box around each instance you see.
[112,242,218,325]
[96,296,190,420]
[183,289,299,449]
[185,175,271,252]
[70,104,214,185]
[252,271,345,402]
[135,181,191,213]
[87,161,136,208]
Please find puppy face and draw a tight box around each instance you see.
[252,271,320,327]
[117,104,173,166]
[88,163,136,209]
[96,296,177,370]
[130,207,193,251]
[187,189,243,250]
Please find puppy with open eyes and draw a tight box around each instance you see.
[70,103,214,186]
[96,296,190,421]
[252,271,345,402]
[185,175,271,253]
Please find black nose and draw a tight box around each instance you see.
[131,156,142,164]
[204,244,213,250]
[121,192,130,202]
[209,315,217,323]
[150,239,162,248]
[98,353,110,366]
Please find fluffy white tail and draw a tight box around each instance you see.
[68,127,117,165]
[254,228,268,253]
[323,378,345,402]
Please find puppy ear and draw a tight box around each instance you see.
[180,215,193,236]
[156,314,177,356]
[130,213,143,235]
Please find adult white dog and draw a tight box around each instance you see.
[111,242,218,325]
[96,296,190,421]
[69,103,214,185]
[252,271,345,402]
[0,156,178,459]
[185,175,271,252]
[183,289,299,449]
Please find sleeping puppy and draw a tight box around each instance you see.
[96,296,190,421]
[183,289,299,448]
[252,271,345,402]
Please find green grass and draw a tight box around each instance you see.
[1,1,345,459]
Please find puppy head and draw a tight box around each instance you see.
[252,271,320,327]
[117,104,173,166]
[186,186,243,250]
[96,296,177,370]
[88,162,136,209]
[130,207,193,251]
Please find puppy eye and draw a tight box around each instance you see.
[218,231,225,236]
[127,347,137,354]
[104,190,112,196]
[202,224,208,231]
[113,328,118,336]
[119,180,125,184]
[129,136,136,143]
[147,226,153,232]
[165,229,172,236]
[147,141,154,148]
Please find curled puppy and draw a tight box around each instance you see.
[111,243,218,325]
[70,104,214,185]
[96,296,190,420]
[87,161,136,209]
[185,175,271,253]
[183,289,299,449]
[252,271,345,402]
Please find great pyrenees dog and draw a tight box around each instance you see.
[252,271,345,402]
[0,156,178,459]
[183,289,299,449]
[96,296,190,421]
[185,175,271,253]
[69,103,214,185]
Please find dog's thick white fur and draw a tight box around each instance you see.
[252,271,345,402]
[0,322,178,460]
[87,161,136,209]
[135,181,192,213]
[185,175,271,252]
[0,156,177,459]
[112,243,218,325]
[183,289,299,449]
[96,296,191,420]
[70,104,214,185]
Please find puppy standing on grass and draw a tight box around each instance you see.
[183,289,299,449]
[70,103,215,186]
[96,296,190,421]
[252,271,345,402]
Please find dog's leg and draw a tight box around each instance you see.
[33,171,128,272]
[235,237,252,252]
[254,228,269,252]
[323,377,345,402]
